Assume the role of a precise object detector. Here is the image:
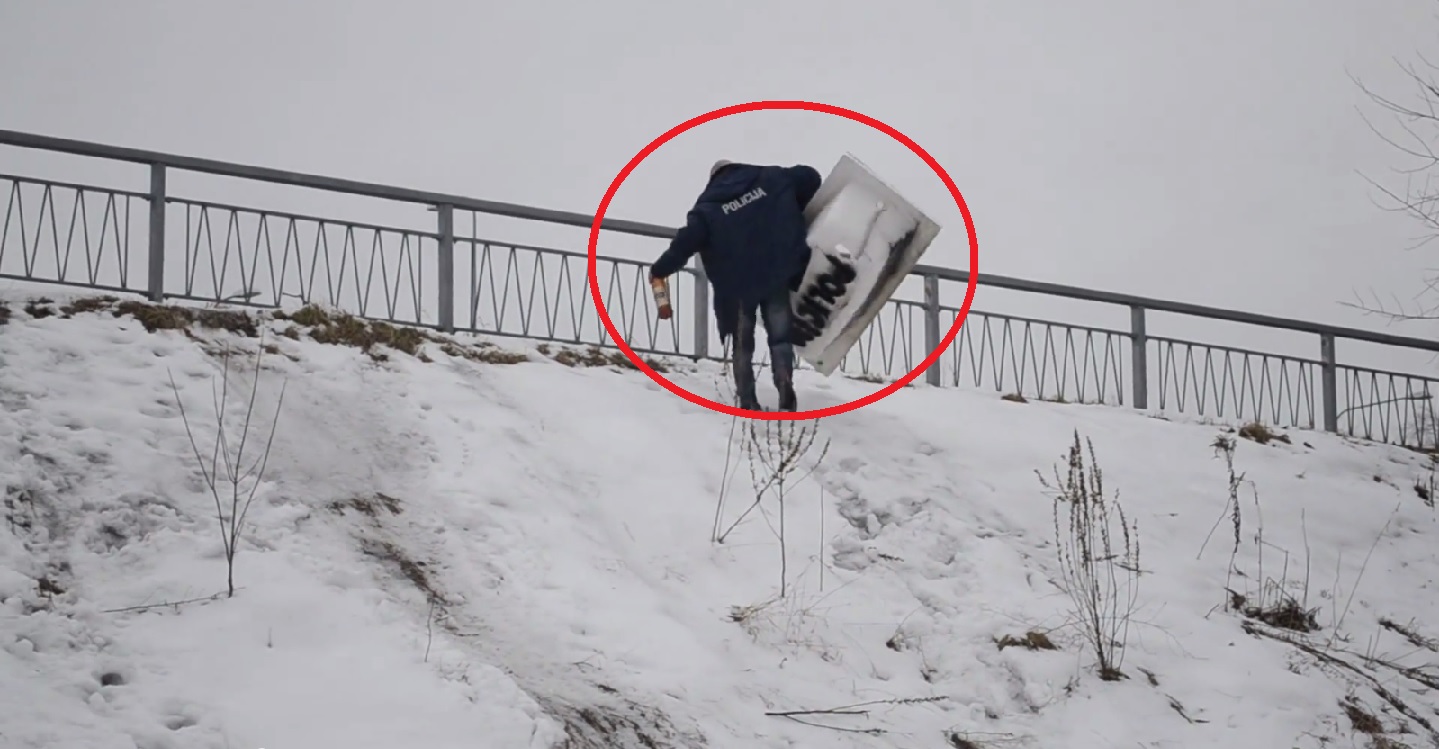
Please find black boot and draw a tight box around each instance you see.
[777,381,797,412]
[772,345,797,412]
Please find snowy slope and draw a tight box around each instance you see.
[2,290,1438,749]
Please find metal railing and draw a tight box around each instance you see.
[4,128,1439,449]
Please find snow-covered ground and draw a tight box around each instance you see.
[3,289,1438,749]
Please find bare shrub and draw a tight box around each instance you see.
[168,338,287,598]
[1202,435,1322,633]
[713,418,830,598]
[1037,431,1140,681]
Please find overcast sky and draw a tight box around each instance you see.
[4,0,1439,373]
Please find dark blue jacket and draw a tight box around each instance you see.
[651,163,823,341]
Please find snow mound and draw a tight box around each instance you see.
[2,291,1437,749]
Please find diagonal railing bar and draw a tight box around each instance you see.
[34,184,55,279]
[0,181,17,272]
[496,246,521,334]
[364,229,384,319]
[220,208,242,301]
[523,250,547,339]
[244,212,269,302]
[61,189,85,283]
[1019,323,1040,396]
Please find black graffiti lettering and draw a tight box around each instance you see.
[790,254,859,348]
[812,257,857,305]
[792,320,820,345]
[829,259,858,284]
[795,295,830,324]
[814,275,847,304]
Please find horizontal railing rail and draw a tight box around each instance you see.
[3,128,1437,450]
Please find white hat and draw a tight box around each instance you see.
[710,159,735,177]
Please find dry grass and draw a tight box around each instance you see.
[275,304,535,365]
[358,536,439,601]
[1001,392,1028,404]
[63,295,122,315]
[21,295,260,337]
[277,305,425,360]
[1038,432,1141,682]
[546,698,699,749]
[23,298,57,319]
[995,630,1058,651]
[15,295,677,372]
[1343,697,1385,735]
[1228,589,1321,633]
[328,493,404,518]
[1379,617,1439,652]
[1341,696,1416,748]
[439,341,530,365]
[1237,421,1292,446]
[0,302,10,327]
[536,342,669,373]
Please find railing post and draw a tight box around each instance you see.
[1321,333,1338,432]
[692,260,710,360]
[147,163,166,302]
[436,204,455,333]
[923,272,941,386]
[1130,304,1148,410]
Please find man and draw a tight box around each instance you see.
[650,159,823,412]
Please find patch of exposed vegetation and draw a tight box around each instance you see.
[275,304,530,365]
[274,305,425,360]
[118,301,259,337]
[945,733,984,749]
[439,341,530,365]
[1237,421,1292,446]
[536,342,669,373]
[36,574,64,597]
[0,301,9,326]
[328,493,404,517]
[358,536,438,601]
[1343,696,1386,735]
[23,294,260,336]
[544,696,703,749]
[24,298,56,319]
[18,295,556,368]
[1001,392,1028,404]
[1228,589,1321,633]
[995,630,1058,651]
[63,295,121,316]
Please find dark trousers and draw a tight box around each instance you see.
[733,287,797,410]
